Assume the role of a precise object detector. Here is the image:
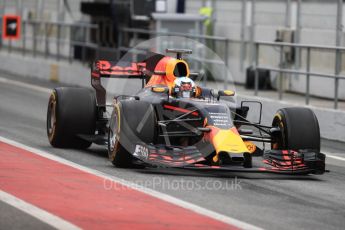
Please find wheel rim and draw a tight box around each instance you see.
[47,94,57,141]
[271,114,285,150]
[108,112,119,161]
[109,129,117,152]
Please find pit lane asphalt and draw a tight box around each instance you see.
[1,74,345,230]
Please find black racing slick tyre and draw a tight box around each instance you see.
[47,87,96,149]
[271,107,320,151]
[108,100,156,168]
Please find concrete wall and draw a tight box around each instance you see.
[0,50,344,142]
[0,52,91,88]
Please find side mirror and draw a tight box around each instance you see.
[241,101,263,124]
[217,90,235,100]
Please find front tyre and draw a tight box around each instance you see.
[271,107,320,151]
[108,105,133,168]
[108,100,156,168]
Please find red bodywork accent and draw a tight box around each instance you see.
[93,60,146,77]
[163,104,199,116]
[263,150,307,171]
[91,72,100,78]
[146,57,175,87]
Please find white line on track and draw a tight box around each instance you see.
[0,136,262,230]
[0,76,51,94]
[325,153,345,162]
[0,190,81,230]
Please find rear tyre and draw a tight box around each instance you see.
[47,87,96,148]
[108,100,156,168]
[271,107,320,151]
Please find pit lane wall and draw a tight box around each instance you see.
[0,51,344,143]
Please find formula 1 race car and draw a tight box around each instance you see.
[46,49,326,175]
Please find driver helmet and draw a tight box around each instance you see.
[173,77,196,98]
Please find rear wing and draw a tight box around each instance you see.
[91,58,171,108]
[91,54,196,108]
[91,60,147,79]
[91,60,149,108]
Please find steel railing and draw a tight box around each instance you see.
[1,21,344,109]
[252,41,345,109]
[0,19,118,64]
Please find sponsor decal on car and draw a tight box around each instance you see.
[208,112,231,127]
[133,144,149,159]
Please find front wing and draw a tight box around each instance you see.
[132,143,326,175]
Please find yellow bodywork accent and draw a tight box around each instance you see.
[223,90,235,96]
[152,87,166,93]
[166,59,190,82]
[212,129,248,154]
[244,141,257,154]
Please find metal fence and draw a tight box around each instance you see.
[0,19,117,64]
[253,41,345,109]
[119,27,345,110]
[0,20,344,109]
